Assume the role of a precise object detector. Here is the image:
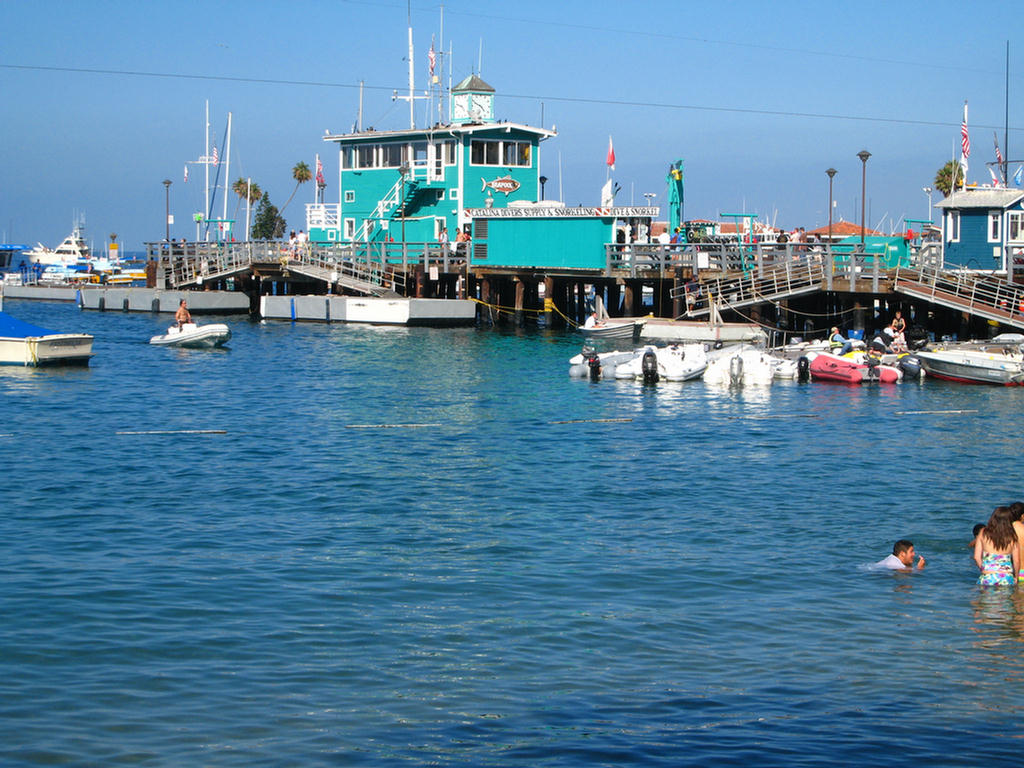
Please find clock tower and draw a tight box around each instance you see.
[451,74,495,125]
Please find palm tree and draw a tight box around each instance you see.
[279,161,312,215]
[231,177,263,239]
[934,160,964,197]
[232,177,263,219]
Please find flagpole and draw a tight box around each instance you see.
[1005,41,1011,183]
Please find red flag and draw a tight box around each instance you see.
[606,136,615,171]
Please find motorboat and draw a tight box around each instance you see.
[23,217,91,267]
[915,348,1024,385]
[579,318,645,342]
[805,350,901,384]
[703,345,775,386]
[0,310,93,366]
[149,322,231,349]
[568,347,637,379]
[614,343,708,383]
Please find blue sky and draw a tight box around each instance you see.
[1,0,1020,249]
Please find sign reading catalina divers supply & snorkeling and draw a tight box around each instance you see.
[466,206,659,218]
[482,176,521,196]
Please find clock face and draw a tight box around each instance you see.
[471,94,491,118]
[452,94,469,120]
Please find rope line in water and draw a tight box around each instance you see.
[895,409,979,416]
[116,429,227,435]
[345,423,443,429]
[549,418,633,424]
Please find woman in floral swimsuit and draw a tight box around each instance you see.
[974,506,1019,586]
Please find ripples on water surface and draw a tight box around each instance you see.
[2,300,1024,766]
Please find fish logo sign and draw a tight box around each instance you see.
[482,175,520,196]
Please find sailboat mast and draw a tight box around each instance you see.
[204,100,210,242]
[407,2,415,129]
[223,112,232,227]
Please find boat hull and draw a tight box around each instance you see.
[579,320,643,342]
[807,352,900,384]
[703,346,775,386]
[150,323,231,349]
[0,334,93,366]
[613,344,708,382]
[916,350,1024,386]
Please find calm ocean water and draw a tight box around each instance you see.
[2,299,1024,766]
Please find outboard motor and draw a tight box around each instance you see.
[729,354,744,386]
[641,349,660,384]
[864,353,881,381]
[797,356,811,382]
[906,324,929,351]
[585,350,603,381]
[898,354,922,380]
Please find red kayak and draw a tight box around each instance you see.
[807,351,901,384]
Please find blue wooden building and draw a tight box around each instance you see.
[935,187,1024,275]
[307,75,555,245]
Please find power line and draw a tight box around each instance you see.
[2,62,1017,133]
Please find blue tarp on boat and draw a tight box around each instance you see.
[0,311,59,338]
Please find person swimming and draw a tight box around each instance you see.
[974,507,1019,586]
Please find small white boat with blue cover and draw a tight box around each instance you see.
[0,311,93,366]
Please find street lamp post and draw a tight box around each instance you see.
[162,179,173,241]
[857,150,870,245]
[826,168,837,246]
[923,186,933,223]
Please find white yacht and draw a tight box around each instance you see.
[24,217,92,266]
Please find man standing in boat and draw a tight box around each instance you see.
[176,299,193,328]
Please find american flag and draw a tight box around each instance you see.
[211,144,219,166]
[428,43,436,77]
[315,155,325,187]
[960,102,970,160]
[184,164,189,183]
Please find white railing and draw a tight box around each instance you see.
[305,203,340,229]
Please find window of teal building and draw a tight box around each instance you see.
[470,139,531,167]
[1009,212,1024,242]
[471,140,500,165]
[989,212,1001,242]
[503,142,531,166]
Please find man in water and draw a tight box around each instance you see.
[876,539,925,571]
[175,299,192,328]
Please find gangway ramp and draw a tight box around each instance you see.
[893,266,1024,332]
[676,259,826,318]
